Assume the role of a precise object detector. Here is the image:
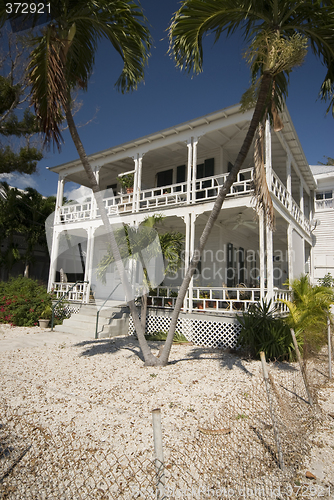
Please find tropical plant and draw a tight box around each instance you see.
[280,275,334,355]
[118,173,134,191]
[152,0,334,366]
[237,299,301,360]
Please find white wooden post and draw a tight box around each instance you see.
[84,226,96,303]
[287,223,293,284]
[48,230,60,292]
[137,154,143,212]
[152,408,165,499]
[183,213,191,312]
[265,118,273,302]
[188,211,196,313]
[191,138,198,204]
[187,139,192,205]
[132,155,139,213]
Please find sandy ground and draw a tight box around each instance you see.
[1,323,334,498]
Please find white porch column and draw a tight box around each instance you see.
[265,117,274,301]
[47,230,61,292]
[91,167,100,218]
[137,154,143,212]
[286,153,292,212]
[84,226,96,303]
[183,213,191,312]
[266,222,274,302]
[259,209,265,300]
[299,179,304,214]
[186,139,192,204]
[287,223,293,285]
[191,138,198,204]
[132,155,139,213]
[55,175,65,223]
[188,211,196,312]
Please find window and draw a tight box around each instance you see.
[316,190,332,200]
[106,184,117,195]
[196,158,215,199]
[157,169,173,188]
[176,165,186,192]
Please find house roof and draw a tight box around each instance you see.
[310,164,334,176]
[49,103,316,190]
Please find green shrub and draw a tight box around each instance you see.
[236,300,301,361]
[0,276,52,326]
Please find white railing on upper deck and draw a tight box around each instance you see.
[270,171,311,234]
[315,198,334,211]
[59,201,92,222]
[56,168,310,235]
[139,182,187,210]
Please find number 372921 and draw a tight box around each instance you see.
[6,3,51,14]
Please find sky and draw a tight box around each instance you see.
[1,0,334,199]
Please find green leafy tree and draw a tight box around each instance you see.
[0,182,26,277]
[0,29,43,174]
[280,275,334,355]
[0,181,55,279]
[153,0,334,366]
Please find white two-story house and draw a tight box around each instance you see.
[47,103,315,345]
[310,164,334,283]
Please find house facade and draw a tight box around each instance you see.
[47,104,315,345]
[310,164,334,284]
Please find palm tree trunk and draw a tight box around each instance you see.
[64,99,159,366]
[158,72,273,366]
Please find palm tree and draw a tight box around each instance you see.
[155,0,334,366]
[2,0,160,365]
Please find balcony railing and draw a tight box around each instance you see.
[56,168,311,234]
[315,198,334,211]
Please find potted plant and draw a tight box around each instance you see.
[118,173,134,193]
[39,305,52,328]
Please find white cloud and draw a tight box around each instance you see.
[64,184,92,203]
[0,173,38,190]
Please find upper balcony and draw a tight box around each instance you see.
[56,167,311,235]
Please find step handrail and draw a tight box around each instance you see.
[95,283,121,339]
[51,280,89,331]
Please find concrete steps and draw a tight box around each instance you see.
[54,302,129,339]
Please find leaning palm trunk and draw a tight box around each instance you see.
[64,99,158,365]
[158,72,273,366]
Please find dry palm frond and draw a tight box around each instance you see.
[253,122,275,229]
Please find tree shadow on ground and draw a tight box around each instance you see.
[75,335,255,376]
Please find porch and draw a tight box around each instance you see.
[51,281,291,314]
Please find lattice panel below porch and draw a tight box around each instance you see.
[128,314,241,349]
